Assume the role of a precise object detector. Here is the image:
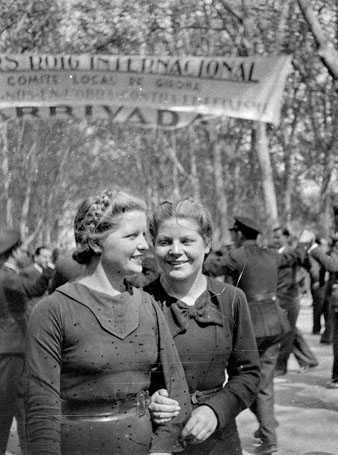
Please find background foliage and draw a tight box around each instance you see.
[0,0,338,248]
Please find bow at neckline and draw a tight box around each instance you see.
[168,295,224,335]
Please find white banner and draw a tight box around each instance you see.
[0,54,292,126]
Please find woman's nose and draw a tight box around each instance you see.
[169,242,182,255]
[137,237,149,250]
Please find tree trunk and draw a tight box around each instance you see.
[319,148,337,237]
[0,123,13,227]
[188,130,200,202]
[20,141,38,240]
[283,147,293,224]
[171,132,181,200]
[297,0,338,89]
[171,161,179,199]
[24,218,44,248]
[241,2,281,230]
[211,134,231,246]
[255,122,279,230]
[320,193,334,238]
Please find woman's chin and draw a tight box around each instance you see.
[166,270,190,281]
[124,265,143,276]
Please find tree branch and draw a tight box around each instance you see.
[297,0,338,88]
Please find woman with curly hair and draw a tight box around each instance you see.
[24,189,190,455]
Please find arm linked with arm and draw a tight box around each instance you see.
[149,299,191,454]
[194,288,261,430]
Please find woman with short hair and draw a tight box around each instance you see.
[145,199,261,455]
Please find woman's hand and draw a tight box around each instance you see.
[149,389,181,424]
[181,405,218,445]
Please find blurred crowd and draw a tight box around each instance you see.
[204,224,338,379]
[1,211,338,455]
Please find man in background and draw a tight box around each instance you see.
[272,227,318,375]
[219,217,286,455]
[21,246,52,279]
[0,230,53,455]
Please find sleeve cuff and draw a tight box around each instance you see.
[201,392,239,429]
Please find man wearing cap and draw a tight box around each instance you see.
[217,216,298,455]
[0,229,53,455]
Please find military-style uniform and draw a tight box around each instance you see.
[219,217,286,454]
[0,230,52,455]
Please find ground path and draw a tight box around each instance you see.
[239,300,338,455]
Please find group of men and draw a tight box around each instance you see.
[204,216,338,454]
[0,232,54,455]
[1,219,338,455]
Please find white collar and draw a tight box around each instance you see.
[34,263,43,274]
[4,262,19,273]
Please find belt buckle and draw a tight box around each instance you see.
[136,391,150,417]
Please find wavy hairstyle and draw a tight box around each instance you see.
[73,188,147,264]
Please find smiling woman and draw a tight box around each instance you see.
[24,189,191,455]
[144,199,261,455]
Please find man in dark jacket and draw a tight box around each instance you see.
[272,227,318,375]
[305,240,330,337]
[306,232,338,388]
[0,230,52,455]
[218,216,286,454]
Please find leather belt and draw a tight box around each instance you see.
[247,292,276,303]
[61,391,150,422]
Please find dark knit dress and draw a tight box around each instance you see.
[25,282,190,455]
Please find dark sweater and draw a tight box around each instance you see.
[25,282,190,455]
[145,277,260,432]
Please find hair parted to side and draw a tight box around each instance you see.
[149,199,213,245]
[73,188,147,264]
[34,245,50,256]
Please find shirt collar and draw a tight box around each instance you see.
[4,262,19,273]
[34,263,43,274]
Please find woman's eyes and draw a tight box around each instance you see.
[156,240,170,246]
[126,232,147,239]
[156,239,195,246]
[126,233,138,239]
[182,239,194,245]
